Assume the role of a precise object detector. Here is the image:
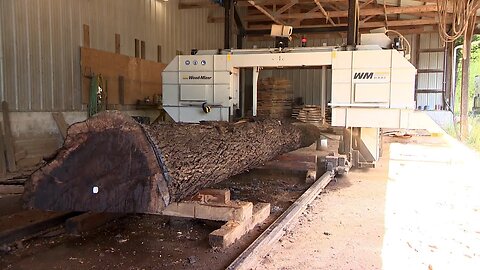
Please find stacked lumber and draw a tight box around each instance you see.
[257,78,293,119]
[292,105,332,124]
[292,105,322,123]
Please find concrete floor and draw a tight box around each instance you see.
[257,132,480,270]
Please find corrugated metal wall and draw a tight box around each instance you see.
[416,32,446,110]
[0,0,224,112]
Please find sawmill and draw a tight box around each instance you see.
[1,0,480,269]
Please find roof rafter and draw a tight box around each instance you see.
[244,4,442,22]
[314,0,337,26]
[247,0,287,25]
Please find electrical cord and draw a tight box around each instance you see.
[436,0,480,43]
[385,29,412,59]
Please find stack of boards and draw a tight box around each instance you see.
[292,105,331,124]
[257,78,293,119]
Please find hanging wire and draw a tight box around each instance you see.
[437,0,480,43]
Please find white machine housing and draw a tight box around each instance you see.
[162,42,417,166]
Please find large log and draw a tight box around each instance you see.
[23,111,320,214]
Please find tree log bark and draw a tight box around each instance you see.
[23,111,320,214]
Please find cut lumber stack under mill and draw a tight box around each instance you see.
[292,105,321,124]
[257,78,293,119]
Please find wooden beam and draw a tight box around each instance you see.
[276,0,298,14]
[244,4,441,22]
[52,112,69,140]
[360,0,374,9]
[238,0,366,6]
[247,1,287,25]
[248,18,440,30]
[314,0,337,26]
[292,6,321,26]
[178,0,219,9]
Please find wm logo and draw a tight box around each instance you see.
[354,72,374,80]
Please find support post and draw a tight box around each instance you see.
[252,67,260,116]
[347,0,359,46]
[460,15,476,141]
[234,5,245,49]
[224,0,233,49]
[321,65,327,125]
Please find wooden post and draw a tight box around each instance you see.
[141,40,146,59]
[118,76,125,105]
[0,123,6,176]
[115,34,121,54]
[414,34,421,105]
[83,24,90,48]
[2,101,16,172]
[157,45,162,63]
[460,15,476,141]
[134,39,140,58]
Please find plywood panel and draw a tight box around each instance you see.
[80,47,165,105]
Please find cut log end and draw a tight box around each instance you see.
[23,112,168,213]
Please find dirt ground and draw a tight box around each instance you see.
[0,170,310,270]
[257,134,480,270]
[2,130,479,270]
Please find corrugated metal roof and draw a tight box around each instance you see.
[0,0,224,112]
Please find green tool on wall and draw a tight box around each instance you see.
[88,74,108,118]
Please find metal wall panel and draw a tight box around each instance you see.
[0,0,224,111]
[416,32,445,110]
[246,36,342,106]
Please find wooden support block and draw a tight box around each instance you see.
[2,101,16,172]
[0,185,24,195]
[190,189,231,204]
[162,200,252,222]
[195,201,252,222]
[226,172,332,270]
[161,202,196,218]
[52,112,69,140]
[65,212,124,235]
[209,203,270,249]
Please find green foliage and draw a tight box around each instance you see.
[451,35,480,152]
[454,35,480,112]
[466,118,480,152]
[445,117,480,152]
